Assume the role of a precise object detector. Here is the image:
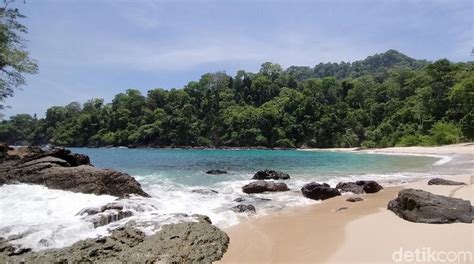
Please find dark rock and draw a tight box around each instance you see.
[206,169,227,175]
[336,180,383,194]
[21,147,90,167]
[242,180,289,194]
[357,180,383,193]
[336,182,365,194]
[387,188,472,224]
[301,182,341,200]
[0,148,150,198]
[335,207,348,212]
[428,178,466,186]
[346,197,364,202]
[252,169,290,180]
[1,221,229,263]
[231,204,256,213]
[0,238,32,257]
[191,188,219,195]
[234,197,245,202]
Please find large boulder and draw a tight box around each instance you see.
[242,180,289,194]
[336,182,364,194]
[387,188,472,224]
[0,147,149,198]
[252,169,290,180]
[1,218,229,263]
[428,178,466,186]
[336,180,383,194]
[301,182,341,200]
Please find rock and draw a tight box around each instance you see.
[357,180,383,193]
[101,202,124,211]
[1,221,229,263]
[76,202,133,228]
[76,207,101,216]
[336,182,365,194]
[191,188,219,195]
[428,178,466,186]
[252,169,290,180]
[336,180,383,194]
[231,204,256,213]
[206,169,227,175]
[89,210,133,228]
[387,188,472,224]
[335,207,348,212]
[190,214,213,224]
[242,180,289,194]
[346,197,364,202]
[0,238,32,257]
[0,148,150,198]
[234,197,245,202]
[21,147,90,167]
[301,182,341,200]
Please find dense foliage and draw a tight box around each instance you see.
[1,50,472,148]
[0,3,38,109]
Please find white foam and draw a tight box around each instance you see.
[361,151,453,166]
[0,169,435,252]
[0,184,116,250]
[432,155,453,166]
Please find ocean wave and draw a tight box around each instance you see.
[0,169,435,252]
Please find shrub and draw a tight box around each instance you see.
[428,121,461,145]
[275,138,295,148]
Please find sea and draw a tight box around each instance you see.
[0,148,456,251]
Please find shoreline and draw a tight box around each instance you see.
[218,143,474,263]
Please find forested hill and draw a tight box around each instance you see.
[1,50,473,148]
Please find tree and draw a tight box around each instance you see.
[0,1,38,109]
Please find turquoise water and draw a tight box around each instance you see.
[71,148,437,186]
[0,148,441,250]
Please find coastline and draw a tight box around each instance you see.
[218,143,474,263]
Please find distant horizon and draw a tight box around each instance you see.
[2,0,472,117]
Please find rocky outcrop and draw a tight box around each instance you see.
[252,169,290,180]
[387,188,472,224]
[301,182,341,200]
[336,180,383,194]
[1,218,229,263]
[242,180,289,194]
[0,147,149,198]
[428,178,466,186]
[231,204,256,213]
[206,169,227,175]
[346,197,364,202]
[77,202,133,228]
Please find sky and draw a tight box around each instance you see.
[2,0,473,118]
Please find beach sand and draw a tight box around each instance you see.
[218,143,474,263]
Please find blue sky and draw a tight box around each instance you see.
[3,0,473,118]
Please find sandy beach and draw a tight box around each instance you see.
[218,143,474,263]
